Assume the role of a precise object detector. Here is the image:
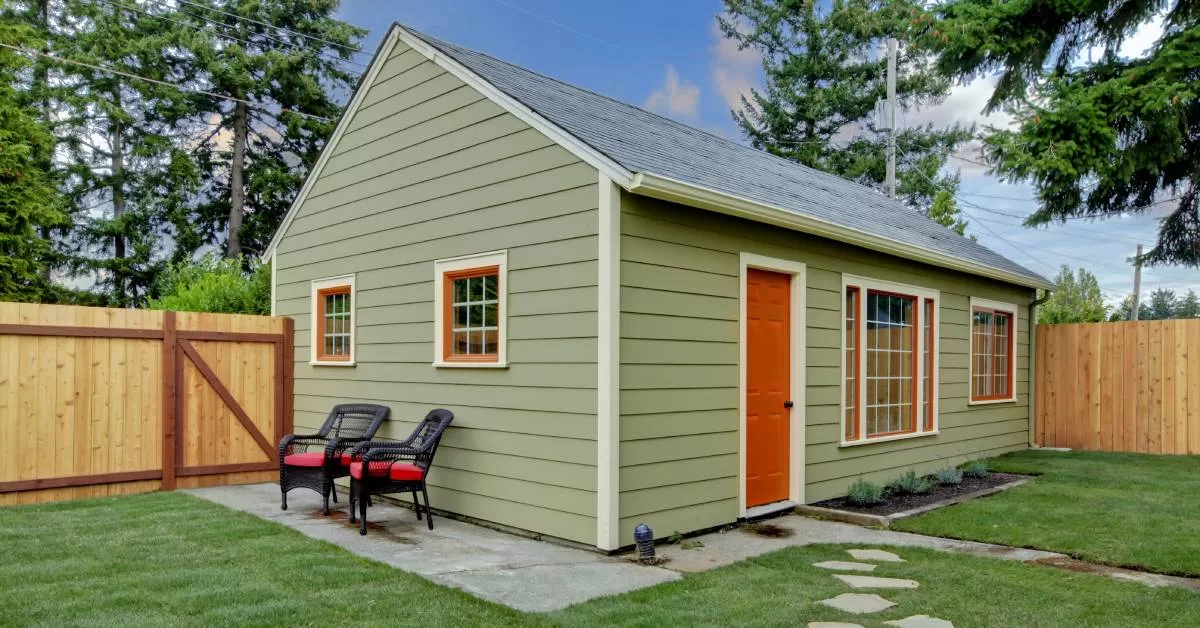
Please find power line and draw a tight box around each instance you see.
[487,0,624,50]
[0,42,332,121]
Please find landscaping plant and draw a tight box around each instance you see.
[846,478,885,505]
[889,470,934,495]
[961,459,989,478]
[936,467,964,486]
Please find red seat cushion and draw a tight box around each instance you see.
[389,463,424,481]
[349,460,392,480]
[282,452,325,467]
[339,453,356,466]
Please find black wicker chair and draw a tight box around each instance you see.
[278,403,390,515]
[347,409,454,535]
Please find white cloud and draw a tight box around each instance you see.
[643,64,701,121]
[709,19,760,113]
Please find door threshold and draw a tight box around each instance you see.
[744,500,796,521]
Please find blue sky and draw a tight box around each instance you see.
[338,0,1196,303]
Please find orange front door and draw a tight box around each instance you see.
[746,268,791,507]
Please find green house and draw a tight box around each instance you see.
[265,23,1053,551]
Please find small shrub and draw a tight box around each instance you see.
[846,478,885,505]
[667,531,683,544]
[936,467,964,486]
[147,254,271,315]
[888,470,934,495]
[961,459,989,478]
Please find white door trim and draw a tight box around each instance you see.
[738,253,806,518]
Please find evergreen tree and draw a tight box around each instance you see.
[1177,290,1200,318]
[1146,288,1179,321]
[1109,294,1148,322]
[927,189,969,237]
[719,0,973,227]
[923,0,1200,266]
[0,19,70,300]
[179,0,364,259]
[1038,265,1108,324]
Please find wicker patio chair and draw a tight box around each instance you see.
[346,409,454,535]
[278,403,390,514]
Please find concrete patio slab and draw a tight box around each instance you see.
[186,483,679,612]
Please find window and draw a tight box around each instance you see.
[433,251,508,367]
[969,297,1017,403]
[311,275,355,365]
[841,275,938,444]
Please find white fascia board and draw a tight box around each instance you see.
[627,172,1055,292]
[260,27,402,261]
[392,25,635,190]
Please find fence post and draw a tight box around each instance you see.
[161,311,177,490]
[283,317,295,437]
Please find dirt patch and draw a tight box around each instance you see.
[306,509,416,544]
[741,522,795,538]
[1031,556,1200,591]
[813,472,1027,516]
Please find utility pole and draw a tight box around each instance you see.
[884,38,897,198]
[1131,244,1143,321]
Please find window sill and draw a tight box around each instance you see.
[433,361,509,369]
[967,397,1017,406]
[840,430,938,448]
[310,360,355,367]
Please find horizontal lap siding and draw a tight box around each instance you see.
[274,40,598,545]
[617,194,1032,543]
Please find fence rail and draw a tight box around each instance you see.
[1036,319,1199,454]
[0,303,294,505]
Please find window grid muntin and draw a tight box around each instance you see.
[864,291,916,437]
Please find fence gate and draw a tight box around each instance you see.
[0,304,294,505]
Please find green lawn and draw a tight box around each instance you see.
[2,492,1199,627]
[892,450,1200,577]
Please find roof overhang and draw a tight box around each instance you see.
[627,172,1055,291]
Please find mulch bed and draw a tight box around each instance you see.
[813,472,1028,516]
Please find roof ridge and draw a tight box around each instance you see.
[400,24,907,207]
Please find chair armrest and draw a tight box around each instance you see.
[347,439,403,459]
[324,437,367,459]
[360,445,422,465]
[279,434,326,458]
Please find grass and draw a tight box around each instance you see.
[2,491,1199,627]
[892,450,1200,576]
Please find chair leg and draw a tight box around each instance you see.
[331,483,338,503]
[359,485,369,536]
[280,486,288,511]
[348,479,357,523]
[422,485,434,530]
[322,479,331,516]
[412,491,422,520]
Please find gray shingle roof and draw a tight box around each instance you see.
[403,25,1049,288]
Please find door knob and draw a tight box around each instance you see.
[784,400,794,409]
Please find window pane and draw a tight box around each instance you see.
[484,302,498,327]
[453,331,469,355]
[484,275,497,300]
[468,276,483,301]
[454,305,468,328]
[483,329,499,355]
[471,330,484,354]
[453,278,468,304]
[469,304,483,326]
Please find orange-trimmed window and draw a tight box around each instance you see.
[970,298,1017,403]
[843,276,939,444]
[434,251,508,367]
[310,275,355,365]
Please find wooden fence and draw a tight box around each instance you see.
[1035,319,1200,454]
[0,303,294,505]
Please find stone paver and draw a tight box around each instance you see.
[884,615,955,628]
[847,548,906,562]
[186,483,679,612]
[808,623,865,628]
[813,560,878,572]
[834,574,920,589]
[819,593,898,614]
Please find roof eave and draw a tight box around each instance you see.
[627,172,1055,291]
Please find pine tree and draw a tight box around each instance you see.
[179,0,364,259]
[927,189,970,237]
[1146,288,1178,321]
[922,0,1200,266]
[1038,265,1108,324]
[1177,290,1200,318]
[0,19,70,300]
[719,0,973,225]
[1109,294,1148,322]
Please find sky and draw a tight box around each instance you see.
[336,0,1197,303]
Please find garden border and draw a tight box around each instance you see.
[796,477,1032,528]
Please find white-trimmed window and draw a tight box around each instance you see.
[311,274,355,366]
[969,297,1018,404]
[433,250,508,368]
[841,275,939,445]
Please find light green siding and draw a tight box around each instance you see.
[274,39,600,545]
[616,193,1034,545]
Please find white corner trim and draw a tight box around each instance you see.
[839,274,940,446]
[270,248,277,317]
[967,296,1020,405]
[628,172,1055,291]
[738,253,806,518]
[596,174,621,550]
[432,250,509,367]
[261,28,402,261]
[310,274,356,366]
[392,25,635,190]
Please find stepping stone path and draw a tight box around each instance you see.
[885,615,955,628]
[819,593,897,615]
[812,548,954,627]
[813,561,877,572]
[833,574,920,589]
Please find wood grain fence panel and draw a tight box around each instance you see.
[1,303,291,504]
[1036,319,1200,455]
